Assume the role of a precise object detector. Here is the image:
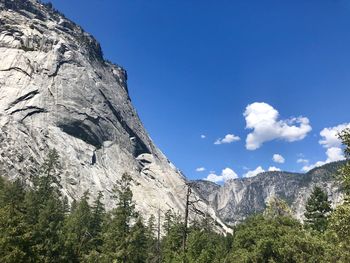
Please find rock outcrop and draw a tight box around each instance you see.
[195,161,344,225]
[0,0,230,232]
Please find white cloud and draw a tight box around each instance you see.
[268,166,281,172]
[204,167,238,183]
[272,154,285,164]
[302,146,343,172]
[205,165,282,181]
[302,162,323,172]
[214,134,240,145]
[243,166,265,178]
[222,168,238,180]
[201,134,206,139]
[301,123,349,172]
[244,102,312,150]
[195,167,206,172]
[297,158,309,164]
[319,123,350,148]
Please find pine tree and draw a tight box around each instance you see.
[24,149,65,262]
[145,215,158,263]
[63,191,94,262]
[102,173,136,262]
[34,197,65,262]
[90,191,105,250]
[62,196,70,216]
[0,179,32,263]
[147,214,156,238]
[186,229,226,263]
[129,216,148,263]
[199,212,214,233]
[304,186,331,232]
[81,191,106,262]
[70,199,78,213]
[163,210,174,236]
[0,176,6,206]
[161,212,184,263]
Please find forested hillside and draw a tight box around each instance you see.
[0,128,349,262]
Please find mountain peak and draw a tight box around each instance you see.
[195,161,345,225]
[0,0,229,232]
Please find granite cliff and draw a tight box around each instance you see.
[0,0,230,232]
[0,0,344,232]
[195,161,344,225]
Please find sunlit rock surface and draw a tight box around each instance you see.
[195,162,344,225]
[0,0,230,232]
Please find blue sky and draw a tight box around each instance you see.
[46,0,350,182]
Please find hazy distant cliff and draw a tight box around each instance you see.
[195,161,344,225]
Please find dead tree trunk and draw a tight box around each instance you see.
[182,184,191,258]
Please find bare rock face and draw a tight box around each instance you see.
[0,0,229,232]
[195,162,344,225]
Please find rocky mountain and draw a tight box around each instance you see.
[195,161,345,225]
[0,0,230,232]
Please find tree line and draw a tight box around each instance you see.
[0,128,349,262]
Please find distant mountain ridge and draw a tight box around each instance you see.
[194,161,345,225]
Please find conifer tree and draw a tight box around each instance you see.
[0,179,31,263]
[163,210,174,236]
[70,199,78,214]
[145,215,158,263]
[200,212,214,233]
[130,216,148,263]
[90,191,105,250]
[63,191,94,262]
[24,149,65,262]
[186,229,225,263]
[161,212,184,263]
[102,172,136,263]
[80,192,105,262]
[304,186,331,232]
[147,214,156,238]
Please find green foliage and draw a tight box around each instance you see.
[24,149,66,262]
[0,179,31,263]
[163,209,174,236]
[63,191,94,262]
[338,128,350,200]
[160,210,186,263]
[325,128,350,261]
[329,203,350,242]
[304,186,331,232]
[90,191,105,249]
[327,203,350,262]
[264,196,291,218]
[339,128,350,158]
[145,214,159,263]
[102,172,148,262]
[1,147,350,262]
[129,216,148,263]
[228,215,338,263]
[186,230,228,263]
[339,162,350,200]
